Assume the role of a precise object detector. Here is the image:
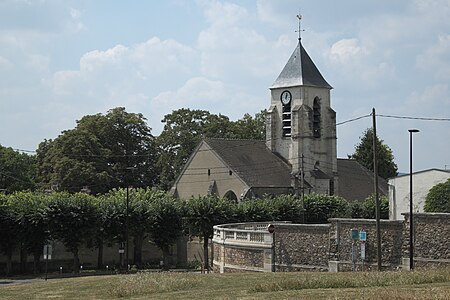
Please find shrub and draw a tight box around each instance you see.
[351,194,389,219]
[424,178,450,213]
[304,193,350,223]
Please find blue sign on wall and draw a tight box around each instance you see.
[360,230,367,242]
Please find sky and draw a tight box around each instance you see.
[0,0,449,173]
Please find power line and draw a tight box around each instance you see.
[377,114,450,122]
[336,114,371,126]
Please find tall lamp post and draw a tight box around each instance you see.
[125,167,135,272]
[408,129,419,270]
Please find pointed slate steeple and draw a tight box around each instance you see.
[271,41,332,89]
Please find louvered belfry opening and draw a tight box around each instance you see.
[313,96,321,138]
[282,101,292,137]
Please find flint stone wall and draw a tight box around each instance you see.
[275,223,330,271]
[402,213,450,269]
[328,218,403,272]
[211,213,450,273]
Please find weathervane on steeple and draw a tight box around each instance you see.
[296,13,304,41]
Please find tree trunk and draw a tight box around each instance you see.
[72,248,80,273]
[203,236,209,272]
[97,239,104,270]
[6,250,12,276]
[162,245,170,271]
[133,234,144,268]
[33,252,41,274]
[19,244,27,274]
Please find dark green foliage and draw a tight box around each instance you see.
[237,198,272,222]
[424,178,450,213]
[0,145,36,193]
[148,193,183,269]
[228,110,266,140]
[349,128,398,179]
[11,192,49,273]
[238,195,304,223]
[0,194,19,275]
[185,196,235,268]
[304,193,350,223]
[36,107,157,194]
[350,194,389,219]
[268,195,304,223]
[46,192,99,272]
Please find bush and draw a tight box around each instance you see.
[351,194,389,219]
[266,195,304,223]
[424,178,450,213]
[304,193,350,223]
[237,198,272,222]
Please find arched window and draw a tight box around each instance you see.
[313,97,321,138]
[224,190,238,202]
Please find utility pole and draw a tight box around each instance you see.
[301,153,305,223]
[372,108,382,271]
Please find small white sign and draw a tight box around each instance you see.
[361,243,366,260]
[43,245,53,260]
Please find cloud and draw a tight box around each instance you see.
[416,34,450,80]
[329,38,367,64]
[256,0,302,27]
[152,77,226,109]
[0,55,13,69]
[406,84,450,115]
[197,1,294,82]
[200,0,249,26]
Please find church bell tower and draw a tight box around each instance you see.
[266,20,337,195]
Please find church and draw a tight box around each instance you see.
[171,35,387,202]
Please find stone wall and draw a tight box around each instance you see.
[274,224,330,271]
[402,213,450,269]
[213,214,450,273]
[328,218,403,272]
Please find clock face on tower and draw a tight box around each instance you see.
[280,90,292,105]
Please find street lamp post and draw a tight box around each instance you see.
[408,129,419,270]
[126,184,129,271]
[124,166,136,272]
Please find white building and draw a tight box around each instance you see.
[389,169,450,220]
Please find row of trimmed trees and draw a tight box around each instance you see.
[0,190,387,275]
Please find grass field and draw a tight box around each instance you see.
[0,268,449,299]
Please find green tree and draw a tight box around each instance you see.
[0,145,36,193]
[98,189,128,268]
[128,188,158,268]
[229,110,266,140]
[350,194,389,219]
[349,128,398,179]
[237,198,272,222]
[185,196,234,270]
[36,107,157,194]
[93,193,125,269]
[267,195,304,223]
[424,178,450,213]
[47,192,98,272]
[0,194,19,275]
[147,193,183,269]
[304,193,350,223]
[12,192,49,274]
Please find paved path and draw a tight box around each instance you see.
[0,278,45,285]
